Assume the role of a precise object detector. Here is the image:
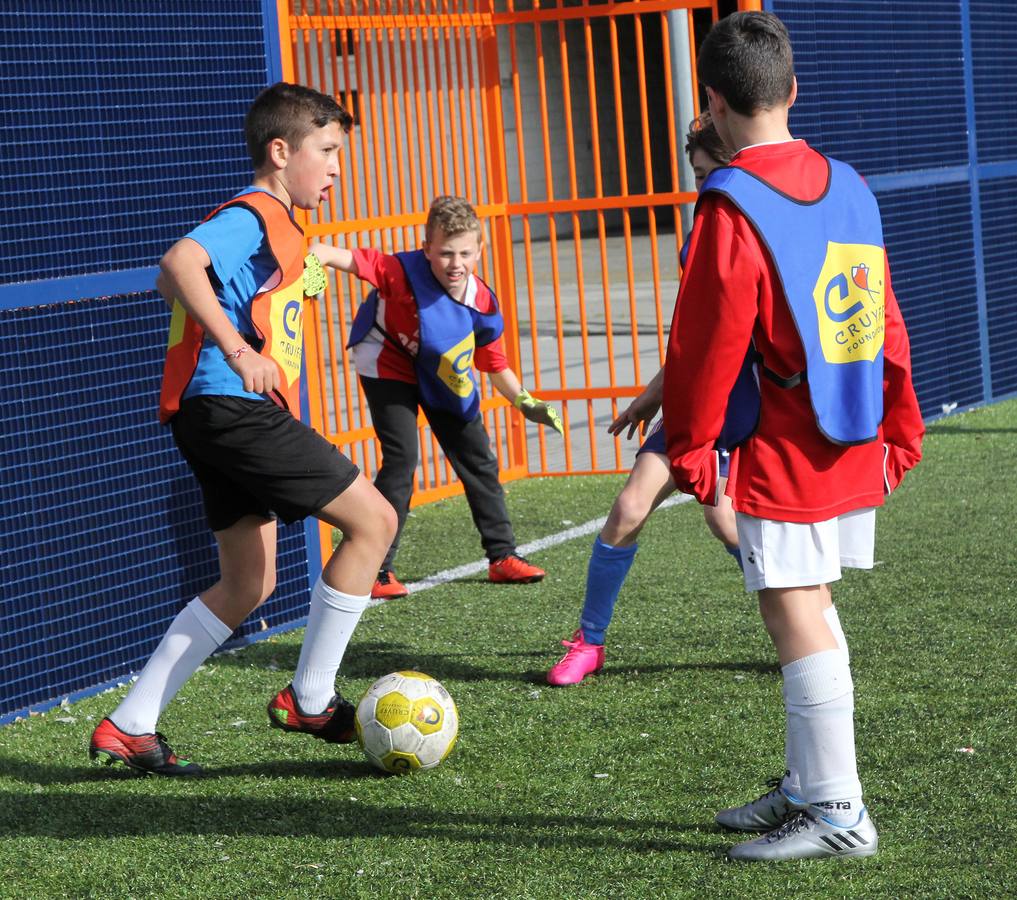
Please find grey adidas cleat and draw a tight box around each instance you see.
[727,808,878,861]
[715,775,807,832]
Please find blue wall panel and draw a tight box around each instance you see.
[980,177,1017,398]
[0,0,266,285]
[0,295,312,721]
[774,2,968,176]
[876,183,985,416]
[769,0,1016,419]
[970,2,1017,163]
[0,1,314,723]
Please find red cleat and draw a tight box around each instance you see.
[489,553,545,584]
[267,685,356,743]
[89,717,202,776]
[371,569,409,600]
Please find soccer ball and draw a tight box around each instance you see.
[354,671,458,774]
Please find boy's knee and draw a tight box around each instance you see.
[257,571,277,605]
[703,505,737,545]
[221,567,276,610]
[608,488,652,537]
[378,500,399,543]
[347,494,399,546]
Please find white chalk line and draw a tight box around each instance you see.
[368,492,694,606]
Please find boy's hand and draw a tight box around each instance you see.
[513,390,564,436]
[224,345,280,396]
[607,391,661,441]
[303,252,327,297]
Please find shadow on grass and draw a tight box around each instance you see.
[0,755,379,786]
[217,640,550,682]
[0,783,721,854]
[515,659,780,685]
[215,640,777,684]
[924,425,1017,435]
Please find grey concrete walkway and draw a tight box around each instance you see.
[508,232,682,473]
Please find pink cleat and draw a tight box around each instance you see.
[547,630,605,685]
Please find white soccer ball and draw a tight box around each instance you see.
[354,671,459,774]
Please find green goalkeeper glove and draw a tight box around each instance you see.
[513,390,564,436]
[303,252,327,297]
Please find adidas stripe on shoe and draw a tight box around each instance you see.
[727,808,878,861]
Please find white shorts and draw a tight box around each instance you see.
[736,507,876,592]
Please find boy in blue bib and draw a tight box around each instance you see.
[663,12,923,862]
[313,196,564,599]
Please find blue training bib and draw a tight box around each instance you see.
[700,156,886,446]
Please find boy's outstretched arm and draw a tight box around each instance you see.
[488,368,564,436]
[608,367,664,440]
[308,241,359,275]
[159,238,280,396]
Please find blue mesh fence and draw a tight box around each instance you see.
[0,1,314,724]
[970,1,1017,163]
[980,177,1017,398]
[876,183,984,415]
[769,0,1017,418]
[0,294,312,722]
[0,0,268,285]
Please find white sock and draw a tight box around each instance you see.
[783,610,850,798]
[823,604,850,663]
[782,649,864,824]
[110,597,233,734]
[291,578,370,715]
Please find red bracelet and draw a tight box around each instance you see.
[223,345,249,361]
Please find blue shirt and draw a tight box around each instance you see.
[181,188,281,402]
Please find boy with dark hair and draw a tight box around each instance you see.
[546,114,744,686]
[311,195,562,600]
[663,12,924,860]
[89,82,398,775]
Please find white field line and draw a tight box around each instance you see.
[369,492,694,606]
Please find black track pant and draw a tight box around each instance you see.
[360,376,516,570]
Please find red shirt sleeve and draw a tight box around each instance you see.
[663,196,761,504]
[474,335,508,373]
[351,247,409,298]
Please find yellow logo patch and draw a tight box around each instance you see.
[267,282,304,387]
[166,299,187,350]
[812,242,886,363]
[437,333,476,398]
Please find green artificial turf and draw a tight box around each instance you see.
[1,400,1015,898]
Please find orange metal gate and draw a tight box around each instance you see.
[277,0,716,556]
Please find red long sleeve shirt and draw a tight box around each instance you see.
[663,140,924,522]
[349,247,508,383]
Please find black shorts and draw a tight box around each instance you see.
[170,396,360,532]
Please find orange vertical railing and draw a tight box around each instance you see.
[276,0,714,559]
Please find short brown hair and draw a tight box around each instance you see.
[697,11,794,116]
[245,82,353,169]
[684,112,734,166]
[425,196,484,243]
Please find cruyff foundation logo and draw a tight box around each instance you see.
[438,332,476,397]
[267,281,304,387]
[812,242,886,364]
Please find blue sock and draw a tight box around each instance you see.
[578,537,638,645]
[726,544,744,573]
